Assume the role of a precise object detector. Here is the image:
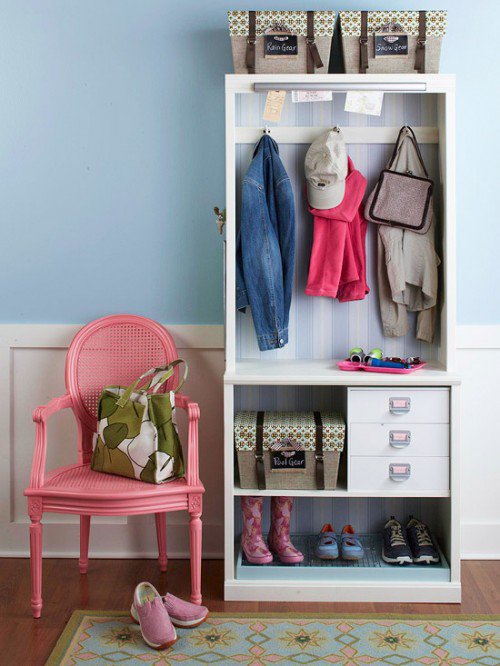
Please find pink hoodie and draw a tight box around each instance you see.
[305,157,369,302]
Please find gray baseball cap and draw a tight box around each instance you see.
[305,128,348,209]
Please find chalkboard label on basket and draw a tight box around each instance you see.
[270,449,306,472]
[374,32,409,58]
[264,34,298,58]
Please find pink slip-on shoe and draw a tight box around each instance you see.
[268,496,304,564]
[131,592,209,628]
[241,496,273,564]
[132,582,177,650]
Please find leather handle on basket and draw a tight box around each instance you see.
[415,10,427,73]
[359,10,368,74]
[255,411,266,490]
[314,411,325,490]
[306,11,323,73]
[246,10,256,74]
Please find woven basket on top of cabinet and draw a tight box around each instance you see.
[235,411,345,491]
[228,10,335,74]
[340,10,447,74]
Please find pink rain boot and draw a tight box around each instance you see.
[241,496,273,565]
[268,496,304,564]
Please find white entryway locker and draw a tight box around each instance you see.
[224,74,460,602]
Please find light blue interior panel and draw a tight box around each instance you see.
[235,93,441,361]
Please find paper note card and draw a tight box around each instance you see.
[291,90,333,103]
[263,90,286,122]
[345,90,384,116]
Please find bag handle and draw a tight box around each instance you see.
[147,359,187,395]
[359,11,368,74]
[306,11,323,73]
[388,125,429,178]
[246,10,256,74]
[414,10,427,74]
[116,360,188,408]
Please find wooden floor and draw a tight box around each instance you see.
[1,558,498,665]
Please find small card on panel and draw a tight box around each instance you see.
[263,90,286,122]
[291,91,333,103]
[345,90,384,116]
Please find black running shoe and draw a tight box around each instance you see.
[406,517,440,564]
[382,517,413,565]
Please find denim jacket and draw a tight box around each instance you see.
[236,135,295,351]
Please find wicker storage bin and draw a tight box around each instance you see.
[340,10,446,74]
[228,10,335,74]
[235,411,345,491]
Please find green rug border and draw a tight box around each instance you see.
[46,609,500,666]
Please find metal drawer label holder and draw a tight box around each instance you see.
[389,463,411,481]
[389,397,411,414]
[389,430,411,448]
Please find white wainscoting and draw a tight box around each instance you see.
[456,326,500,559]
[0,324,498,559]
[0,324,225,559]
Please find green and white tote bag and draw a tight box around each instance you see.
[91,360,187,484]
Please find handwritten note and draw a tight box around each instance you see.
[263,90,286,122]
[345,90,384,116]
[291,91,333,103]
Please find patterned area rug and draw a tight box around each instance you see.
[46,611,500,665]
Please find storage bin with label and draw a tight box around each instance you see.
[235,411,345,490]
[339,10,447,74]
[228,10,335,74]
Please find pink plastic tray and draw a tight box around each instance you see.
[337,360,427,374]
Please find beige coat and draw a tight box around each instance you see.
[377,129,440,343]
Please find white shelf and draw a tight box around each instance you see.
[225,359,460,386]
[235,126,438,145]
[233,483,450,499]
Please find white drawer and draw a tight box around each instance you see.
[349,456,449,493]
[349,423,449,457]
[348,388,449,424]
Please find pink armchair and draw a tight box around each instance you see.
[24,315,204,618]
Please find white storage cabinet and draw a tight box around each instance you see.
[224,74,460,603]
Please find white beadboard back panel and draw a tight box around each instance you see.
[234,497,449,541]
[235,93,441,361]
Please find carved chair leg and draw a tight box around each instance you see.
[189,495,203,605]
[79,515,91,574]
[29,517,43,618]
[154,513,167,573]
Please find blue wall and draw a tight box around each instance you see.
[1,1,498,324]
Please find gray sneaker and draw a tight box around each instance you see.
[382,517,413,565]
[406,517,440,564]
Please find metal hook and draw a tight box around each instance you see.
[263,126,272,134]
